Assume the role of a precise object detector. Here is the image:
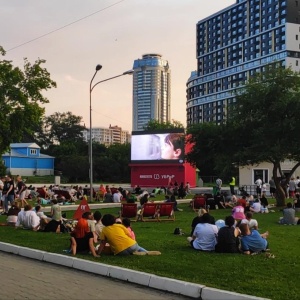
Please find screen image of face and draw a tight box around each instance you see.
[131,132,185,162]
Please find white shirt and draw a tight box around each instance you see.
[255,179,262,188]
[192,223,218,251]
[113,192,122,203]
[16,210,40,229]
[251,202,261,213]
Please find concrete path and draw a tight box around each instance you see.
[0,251,189,300]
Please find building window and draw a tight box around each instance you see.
[30,149,37,155]
[253,169,269,184]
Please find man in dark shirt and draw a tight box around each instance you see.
[2,175,15,215]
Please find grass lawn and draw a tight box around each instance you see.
[0,202,299,300]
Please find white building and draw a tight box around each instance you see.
[82,125,131,146]
[132,53,171,131]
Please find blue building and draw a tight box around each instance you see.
[2,143,54,176]
[187,0,300,125]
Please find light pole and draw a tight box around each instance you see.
[89,67,134,201]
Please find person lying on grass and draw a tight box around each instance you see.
[97,214,160,256]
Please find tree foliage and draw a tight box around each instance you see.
[0,46,56,154]
[42,111,86,146]
[143,119,184,130]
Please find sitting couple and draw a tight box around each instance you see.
[70,213,160,257]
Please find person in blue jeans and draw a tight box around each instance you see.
[239,223,269,254]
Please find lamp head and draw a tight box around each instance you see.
[95,64,102,71]
[123,70,134,75]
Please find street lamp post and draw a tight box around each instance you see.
[89,67,134,201]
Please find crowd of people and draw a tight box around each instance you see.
[1,176,300,259]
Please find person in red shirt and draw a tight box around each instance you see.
[237,195,247,208]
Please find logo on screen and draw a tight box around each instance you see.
[154,174,160,179]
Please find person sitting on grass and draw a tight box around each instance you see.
[239,223,269,255]
[5,204,21,226]
[190,208,215,236]
[240,212,258,230]
[97,214,160,256]
[279,202,299,225]
[250,198,261,213]
[187,213,218,252]
[215,216,240,253]
[15,204,40,231]
[232,204,246,221]
[43,199,63,233]
[70,213,99,257]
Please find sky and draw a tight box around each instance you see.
[1,0,235,132]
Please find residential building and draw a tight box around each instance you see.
[132,53,171,131]
[2,143,54,176]
[187,0,300,125]
[82,125,131,146]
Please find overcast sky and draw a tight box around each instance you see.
[1,0,235,132]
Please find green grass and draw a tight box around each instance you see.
[0,203,299,300]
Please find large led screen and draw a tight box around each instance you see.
[131,129,185,164]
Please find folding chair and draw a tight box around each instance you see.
[140,203,159,221]
[191,195,207,211]
[120,203,138,221]
[157,202,175,221]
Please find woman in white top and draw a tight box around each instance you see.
[250,199,261,213]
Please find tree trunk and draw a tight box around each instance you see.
[275,184,286,207]
[273,162,286,207]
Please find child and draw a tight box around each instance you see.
[160,133,184,160]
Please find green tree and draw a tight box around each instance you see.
[143,119,184,130]
[188,65,300,205]
[0,46,56,154]
[231,65,300,206]
[186,123,238,182]
[43,111,86,146]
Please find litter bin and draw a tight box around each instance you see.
[54,176,61,185]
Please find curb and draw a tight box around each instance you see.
[0,242,269,300]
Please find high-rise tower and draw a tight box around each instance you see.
[132,54,171,131]
[187,0,300,126]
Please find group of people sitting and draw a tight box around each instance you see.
[188,209,269,255]
[3,199,67,233]
[69,211,161,257]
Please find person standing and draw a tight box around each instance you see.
[216,178,222,193]
[16,176,28,208]
[268,177,276,198]
[229,176,236,195]
[0,177,4,211]
[288,178,297,199]
[254,177,262,197]
[2,175,15,215]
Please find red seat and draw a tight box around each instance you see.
[192,195,206,211]
[157,203,175,221]
[141,203,159,221]
[120,203,138,221]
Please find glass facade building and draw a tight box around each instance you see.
[187,0,300,125]
[132,54,171,131]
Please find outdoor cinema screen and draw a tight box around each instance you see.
[131,129,185,164]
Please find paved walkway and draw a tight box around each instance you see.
[0,251,189,300]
